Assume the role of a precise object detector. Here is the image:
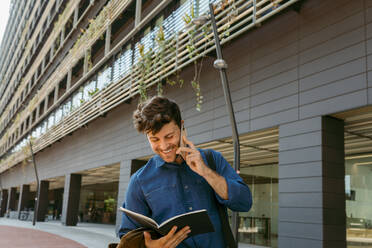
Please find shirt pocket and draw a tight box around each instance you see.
[145,184,181,222]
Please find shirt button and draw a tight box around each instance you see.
[189,207,193,211]
[184,185,188,189]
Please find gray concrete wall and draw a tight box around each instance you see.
[278,116,346,247]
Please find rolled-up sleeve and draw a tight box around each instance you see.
[117,174,150,238]
[212,150,252,212]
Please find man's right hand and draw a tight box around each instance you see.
[144,226,190,248]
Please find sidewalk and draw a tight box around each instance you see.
[0,217,274,248]
[0,217,120,248]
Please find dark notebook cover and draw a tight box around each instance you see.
[120,207,215,236]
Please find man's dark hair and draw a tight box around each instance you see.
[133,96,182,134]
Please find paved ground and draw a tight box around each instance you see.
[0,217,283,248]
[0,225,86,248]
[0,218,120,248]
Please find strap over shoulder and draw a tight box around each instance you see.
[203,149,237,248]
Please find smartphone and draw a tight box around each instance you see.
[177,124,187,161]
[179,124,187,148]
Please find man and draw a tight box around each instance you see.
[119,96,252,247]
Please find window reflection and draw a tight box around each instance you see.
[346,158,372,247]
[63,98,72,116]
[238,164,278,247]
[97,66,112,90]
[83,79,97,101]
[72,90,83,110]
[55,107,62,124]
[47,113,55,130]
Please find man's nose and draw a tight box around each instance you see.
[159,140,169,150]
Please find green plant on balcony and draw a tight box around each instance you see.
[85,49,93,71]
[154,27,166,95]
[88,87,100,97]
[183,7,204,111]
[21,143,31,166]
[137,43,153,101]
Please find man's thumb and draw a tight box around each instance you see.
[143,231,151,241]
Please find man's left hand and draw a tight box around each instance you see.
[176,136,210,177]
[177,136,229,200]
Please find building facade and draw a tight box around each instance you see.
[0,0,371,247]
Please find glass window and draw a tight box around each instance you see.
[72,90,83,110]
[237,164,278,247]
[97,66,112,90]
[40,121,46,135]
[63,98,72,116]
[83,79,97,102]
[47,113,55,130]
[32,129,37,139]
[55,107,63,124]
[346,157,372,247]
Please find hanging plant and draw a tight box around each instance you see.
[137,43,153,101]
[155,27,166,95]
[21,141,32,167]
[183,7,205,111]
[88,87,100,97]
[85,48,93,71]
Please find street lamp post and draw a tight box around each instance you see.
[193,3,241,246]
[29,141,40,226]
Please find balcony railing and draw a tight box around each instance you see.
[0,0,300,173]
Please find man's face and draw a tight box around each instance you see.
[147,121,181,163]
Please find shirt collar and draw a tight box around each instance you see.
[154,155,166,168]
[153,154,183,168]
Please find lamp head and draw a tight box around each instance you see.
[213,59,228,69]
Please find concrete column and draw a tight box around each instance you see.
[84,50,89,75]
[61,26,65,43]
[36,105,40,120]
[29,109,33,125]
[278,116,346,248]
[135,0,142,27]
[36,180,49,222]
[66,70,72,90]
[42,57,46,72]
[50,43,55,58]
[105,25,111,55]
[54,85,59,104]
[17,184,30,219]
[44,96,48,113]
[61,174,81,226]
[115,160,132,233]
[0,189,8,217]
[74,7,79,27]
[7,187,17,211]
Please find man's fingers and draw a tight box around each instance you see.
[177,147,194,154]
[166,226,190,247]
[165,226,178,238]
[183,136,196,149]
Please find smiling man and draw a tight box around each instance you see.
[118,96,252,248]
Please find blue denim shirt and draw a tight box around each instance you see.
[118,149,252,247]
